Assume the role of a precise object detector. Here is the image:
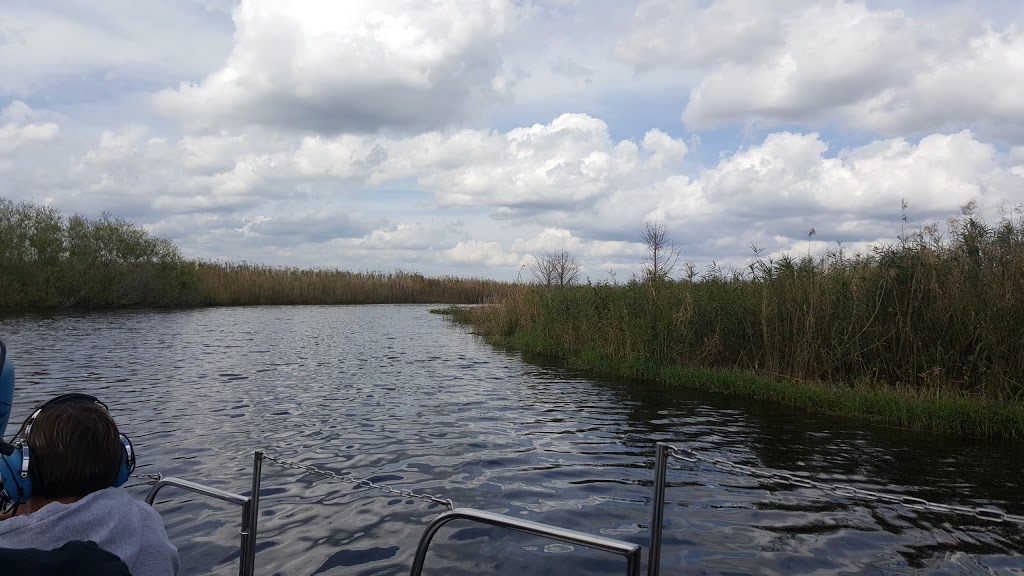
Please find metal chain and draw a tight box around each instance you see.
[261,452,455,511]
[666,445,1024,526]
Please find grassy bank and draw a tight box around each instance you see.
[0,198,517,308]
[451,209,1024,439]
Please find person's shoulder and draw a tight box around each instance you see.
[92,488,167,525]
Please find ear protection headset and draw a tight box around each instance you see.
[0,340,13,437]
[0,393,136,505]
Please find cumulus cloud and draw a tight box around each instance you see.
[410,115,687,213]
[654,129,1023,263]
[0,101,59,154]
[4,109,1022,279]
[618,0,1024,141]
[446,240,522,268]
[362,222,454,250]
[154,0,519,133]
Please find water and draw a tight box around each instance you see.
[1,305,1021,575]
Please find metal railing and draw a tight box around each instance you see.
[409,508,641,576]
[141,444,1024,576]
[258,452,639,575]
[144,451,263,576]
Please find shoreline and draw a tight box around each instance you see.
[444,306,1024,441]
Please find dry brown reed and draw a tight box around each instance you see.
[194,262,520,306]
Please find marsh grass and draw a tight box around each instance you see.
[195,262,517,306]
[457,207,1024,438]
[0,198,518,308]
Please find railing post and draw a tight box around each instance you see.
[647,443,669,576]
[239,450,263,576]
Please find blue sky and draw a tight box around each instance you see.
[3,0,1024,281]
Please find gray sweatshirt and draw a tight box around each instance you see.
[0,487,179,576]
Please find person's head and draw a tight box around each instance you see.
[26,396,124,500]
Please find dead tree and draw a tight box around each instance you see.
[640,221,680,282]
[530,249,582,287]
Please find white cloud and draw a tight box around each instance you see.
[619,0,1024,141]
[0,101,58,153]
[362,223,453,250]
[410,115,686,213]
[655,129,1022,263]
[154,0,519,133]
[680,2,919,127]
[616,0,806,68]
[9,96,1022,278]
[446,241,522,267]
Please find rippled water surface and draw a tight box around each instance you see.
[1,305,1022,575]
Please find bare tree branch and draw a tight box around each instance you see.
[530,249,581,287]
[640,221,680,282]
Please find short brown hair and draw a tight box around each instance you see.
[28,400,122,499]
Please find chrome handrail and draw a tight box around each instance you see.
[145,454,262,576]
[409,508,642,576]
[145,477,249,507]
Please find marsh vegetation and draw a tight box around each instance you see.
[0,198,515,308]
[453,205,1024,438]
[5,196,1022,436]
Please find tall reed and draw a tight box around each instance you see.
[194,262,519,306]
[460,209,1024,436]
[0,198,519,308]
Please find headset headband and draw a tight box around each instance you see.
[18,393,111,444]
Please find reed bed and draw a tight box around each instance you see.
[195,262,518,306]
[0,198,518,308]
[456,210,1024,439]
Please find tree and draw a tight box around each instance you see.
[530,249,581,287]
[640,221,680,282]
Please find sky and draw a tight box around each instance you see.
[3,0,1024,282]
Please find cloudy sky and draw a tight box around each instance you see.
[3,0,1024,281]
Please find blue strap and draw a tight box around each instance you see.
[0,341,14,438]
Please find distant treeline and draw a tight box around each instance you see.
[0,198,517,308]
[457,206,1024,437]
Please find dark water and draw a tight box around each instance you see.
[1,305,1022,575]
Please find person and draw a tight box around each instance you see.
[0,393,179,576]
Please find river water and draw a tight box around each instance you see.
[0,305,1021,575]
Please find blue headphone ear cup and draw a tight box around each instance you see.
[0,446,33,503]
[113,434,135,487]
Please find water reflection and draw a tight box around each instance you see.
[1,305,1021,575]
